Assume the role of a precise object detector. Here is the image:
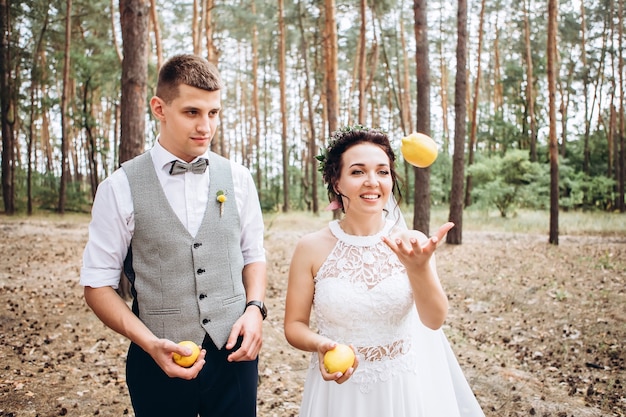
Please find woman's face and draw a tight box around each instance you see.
[335,142,393,215]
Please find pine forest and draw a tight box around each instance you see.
[1,0,625,232]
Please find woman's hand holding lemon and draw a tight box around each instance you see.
[317,341,358,384]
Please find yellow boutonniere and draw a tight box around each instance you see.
[216,190,227,217]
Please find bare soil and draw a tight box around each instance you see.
[0,213,624,417]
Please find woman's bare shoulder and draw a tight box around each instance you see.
[293,226,337,272]
[297,226,336,249]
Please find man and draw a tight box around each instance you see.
[80,54,267,417]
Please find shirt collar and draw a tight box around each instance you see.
[151,138,210,173]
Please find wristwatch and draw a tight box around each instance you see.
[245,300,267,320]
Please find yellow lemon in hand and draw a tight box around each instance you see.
[173,341,200,368]
[401,132,438,168]
[323,344,355,374]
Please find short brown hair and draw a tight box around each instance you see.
[155,54,223,103]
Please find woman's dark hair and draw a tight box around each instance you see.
[317,125,403,211]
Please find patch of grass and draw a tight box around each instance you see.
[427,207,626,236]
[0,210,91,224]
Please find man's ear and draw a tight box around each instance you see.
[149,96,166,121]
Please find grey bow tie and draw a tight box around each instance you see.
[169,158,209,175]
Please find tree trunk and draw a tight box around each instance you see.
[110,0,122,63]
[324,0,338,137]
[149,0,163,69]
[606,0,618,204]
[357,0,367,124]
[413,0,431,235]
[580,1,591,174]
[27,78,35,215]
[297,0,318,214]
[447,0,467,245]
[523,0,537,162]
[28,10,49,215]
[251,0,262,195]
[547,0,559,244]
[192,0,200,54]
[83,78,99,200]
[1,0,15,215]
[205,0,217,64]
[464,0,486,208]
[118,0,149,299]
[206,0,223,155]
[493,23,503,114]
[399,8,413,135]
[618,0,625,212]
[438,5,450,153]
[278,0,289,213]
[119,0,149,165]
[559,60,574,158]
[58,0,72,214]
[323,0,340,219]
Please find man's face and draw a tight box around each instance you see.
[150,84,221,162]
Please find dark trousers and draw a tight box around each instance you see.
[126,335,258,417]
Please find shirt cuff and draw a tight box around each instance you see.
[79,267,123,290]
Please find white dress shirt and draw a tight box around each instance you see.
[80,141,266,289]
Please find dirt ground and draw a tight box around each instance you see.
[0,213,624,417]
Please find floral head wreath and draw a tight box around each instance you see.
[315,124,375,175]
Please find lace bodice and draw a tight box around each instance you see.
[312,220,420,393]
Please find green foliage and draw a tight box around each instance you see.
[560,168,616,211]
[468,150,544,217]
[428,153,453,206]
[259,187,280,213]
[10,169,92,214]
[466,150,618,216]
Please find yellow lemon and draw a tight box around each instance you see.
[323,344,355,374]
[172,340,200,368]
[217,194,227,203]
[401,132,438,168]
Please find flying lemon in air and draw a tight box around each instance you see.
[401,132,438,168]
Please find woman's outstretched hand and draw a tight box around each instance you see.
[382,222,455,270]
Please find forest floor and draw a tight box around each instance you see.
[0,212,625,417]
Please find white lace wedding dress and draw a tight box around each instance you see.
[298,220,485,417]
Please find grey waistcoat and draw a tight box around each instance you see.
[122,151,245,349]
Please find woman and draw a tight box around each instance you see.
[284,125,485,416]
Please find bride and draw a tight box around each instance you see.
[283,125,485,417]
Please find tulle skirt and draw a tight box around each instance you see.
[299,325,485,417]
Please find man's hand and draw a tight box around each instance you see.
[225,308,263,362]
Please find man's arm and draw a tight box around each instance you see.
[225,261,267,362]
[84,286,207,378]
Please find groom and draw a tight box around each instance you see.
[80,54,267,416]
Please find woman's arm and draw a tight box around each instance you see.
[382,222,455,330]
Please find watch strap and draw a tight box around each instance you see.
[245,300,267,320]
